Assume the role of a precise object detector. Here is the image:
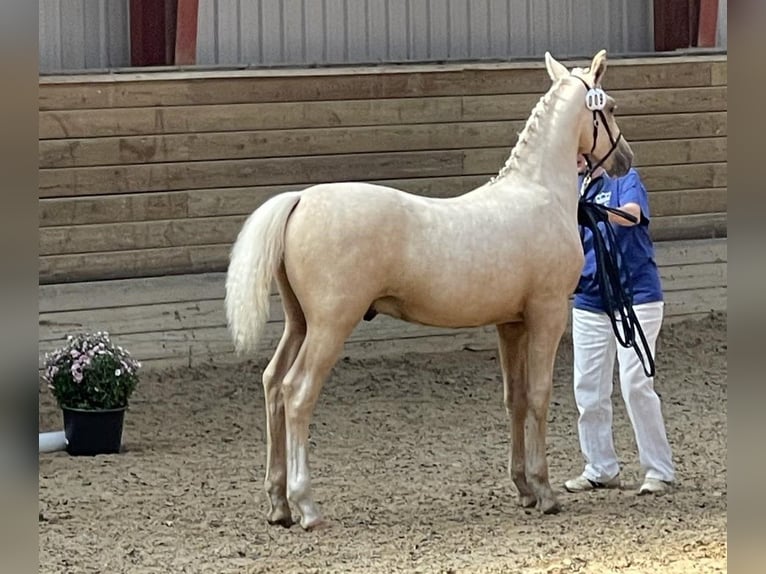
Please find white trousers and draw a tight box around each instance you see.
[572,301,675,483]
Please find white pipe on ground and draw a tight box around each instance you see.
[39,431,67,453]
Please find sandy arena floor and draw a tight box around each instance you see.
[39,312,727,574]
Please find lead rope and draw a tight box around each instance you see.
[577,178,656,378]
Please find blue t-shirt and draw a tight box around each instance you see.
[574,168,663,313]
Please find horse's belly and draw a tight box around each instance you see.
[374,287,526,328]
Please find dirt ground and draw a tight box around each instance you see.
[39,312,727,574]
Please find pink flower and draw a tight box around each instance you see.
[71,364,84,383]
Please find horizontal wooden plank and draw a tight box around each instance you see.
[648,188,727,217]
[40,191,194,227]
[710,61,727,86]
[39,114,727,168]
[463,137,726,176]
[39,325,236,365]
[467,161,727,192]
[659,262,726,292]
[72,307,724,371]
[39,183,727,228]
[652,237,726,266]
[650,212,727,241]
[639,163,727,191]
[40,187,728,256]
[40,206,728,286]
[38,176,484,227]
[38,150,467,197]
[622,112,726,141]
[39,322,507,369]
[39,120,525,168]
[38,259,726,345]
[39,313,499,364]
[37,96,505,140]
[40,215,246,256]
[38,149,728,199]
[462,86,727,121]
[39,213,728,285]
[39,273,227,313]
[663,286,727,316]
[39,280,726,355]
[38,158,727,234]
[38,69,547,111]
[38,57,726,110]
[48,308,727,371]
[38,285,726,370]
[39,244,231,284]
[42,308,724,371]
[38,86,727,140]
[37,238,727,312]
[40,298,230,342]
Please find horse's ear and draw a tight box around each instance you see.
[545,51,569,82]
[589,50,608,85]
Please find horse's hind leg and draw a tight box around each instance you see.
[496,322,536,508]
[524,298,569,515]
[282,321,351,530]
[262,265,306,527]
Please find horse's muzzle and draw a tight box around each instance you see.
[609,141,634,177]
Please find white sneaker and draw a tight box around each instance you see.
[564,474,621,493]
[638,477,673,495]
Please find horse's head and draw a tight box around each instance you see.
[544,50,634,177]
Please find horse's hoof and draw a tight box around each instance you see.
[518,494,537,508]
[267,516,294,528]
[540,498,562,515]
[267,510,294,528]
[301,516,330,531]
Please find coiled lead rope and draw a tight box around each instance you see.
[577,178,656,378]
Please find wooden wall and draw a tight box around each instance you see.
[38,54,727,369]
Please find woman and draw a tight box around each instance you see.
[564,154,675,495]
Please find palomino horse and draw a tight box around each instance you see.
[225,50,634,530]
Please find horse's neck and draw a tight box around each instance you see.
[494,80,582,210]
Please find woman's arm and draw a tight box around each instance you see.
[608,202,642,226]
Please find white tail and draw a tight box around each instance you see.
[225,191,302,355]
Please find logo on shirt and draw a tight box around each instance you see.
[594,190,611,205]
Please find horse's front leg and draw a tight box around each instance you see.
[497,323,536,508]
[524,300,569,514]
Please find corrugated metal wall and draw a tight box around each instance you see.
[196,0,653,67]
[39,1,733,73]
[40,0,694,73]
[39,0,131,73]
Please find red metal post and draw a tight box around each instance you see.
[697,0,720,47]
[174,0,199,65]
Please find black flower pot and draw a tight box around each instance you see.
[62,406,126,456]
